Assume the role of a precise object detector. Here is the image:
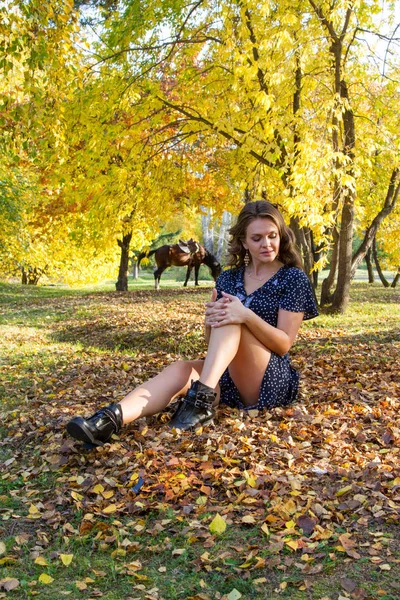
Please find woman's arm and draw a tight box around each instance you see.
[205,291,303,356]
[243,305,303,356]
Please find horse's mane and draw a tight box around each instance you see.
[202,249,220,268]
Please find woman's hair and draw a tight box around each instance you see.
[227,200,303,269]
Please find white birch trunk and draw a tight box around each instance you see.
[216,211,232,262]
[201,207,214,253]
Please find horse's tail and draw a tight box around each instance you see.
[137,249,156,268]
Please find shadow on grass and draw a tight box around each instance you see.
[44,288,208,354]
[53,323,176,353]
[51,321,204,355]
[51,319,400,357]
[348,284,399,305]
[300,327,400,347]
[0,286,211,327]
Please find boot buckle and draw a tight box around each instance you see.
[187,391,213,409]
[192,398,207,409]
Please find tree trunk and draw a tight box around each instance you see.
[330,80,356,313]
[351,168,400,278]
[216,211,232,263]
[288,46,318,288]
[21,266,43,285]
[28,269,40,285]
[365,247,374,283]
[201,207,214,254]
[306,5,356,313]
[311,232,322,288]
[116,231,133,291]
[290,217,314,284]
[319,30,343,307]
[320,227,339,305]
[132,259,139,280]
[372,237,389,287]
[391,269,399,288]
[319,64,343,306]
[331,193,354,312]
[244,187,252,203]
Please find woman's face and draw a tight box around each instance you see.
[243,217,280,265]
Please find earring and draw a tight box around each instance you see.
[244,249,250,267]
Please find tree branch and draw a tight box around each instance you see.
[307,0,338,41]
[156,96,278,168]
[340,7,353,42]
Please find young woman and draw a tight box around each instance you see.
[66,201,318,446]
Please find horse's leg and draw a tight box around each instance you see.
[154,267,165,291]
[194,263,200,286]
[183,265,191,287]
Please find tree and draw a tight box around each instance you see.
[3,0,400,303]
[0,0,91,283]
[352,168,400,278]
[85,0,399,311]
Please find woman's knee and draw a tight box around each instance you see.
[238,324,268,351]
[162,360,202,398]
[164,360,201,381]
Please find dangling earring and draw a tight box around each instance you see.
[244,249,250,267]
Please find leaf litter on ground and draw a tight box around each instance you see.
[0,284,399,598]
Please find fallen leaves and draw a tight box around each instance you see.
[209,514,227,535]
[296,515,316,535]
[226,590,242,600]
[75,579,88,591]
[38,573,54,584]
[336,534,361,560]
[1,286,400,597]
[0,578,19,592]
[60,553,73,566]
[335,485,353,497]
[341,576,357,593]
[102,504,118,514]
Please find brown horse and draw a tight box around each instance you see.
[138,240,222,290]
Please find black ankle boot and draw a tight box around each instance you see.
[66,403,123,446]
[169,380,216,431]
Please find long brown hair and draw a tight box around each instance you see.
[227,201,303,269]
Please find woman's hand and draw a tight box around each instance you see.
[205,291,248,328]
[204,288,221,342]
[205,289,227,325]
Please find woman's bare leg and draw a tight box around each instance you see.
[199,325,242,388]
[200,324,271,406]
[119,360,215,424]
[120,321,271,424]
[67,325,271,444]
[227,326,272,405]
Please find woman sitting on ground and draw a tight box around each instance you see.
[66,200,318,446]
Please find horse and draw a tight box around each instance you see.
[138,239,222,290]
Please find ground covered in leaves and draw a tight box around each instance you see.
[0,281,399,600]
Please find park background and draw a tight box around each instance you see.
[1,1,400,599]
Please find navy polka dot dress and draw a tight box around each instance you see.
[215,266,318,411]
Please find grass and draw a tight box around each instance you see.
[0,277,399,599]
[1,512,400,599]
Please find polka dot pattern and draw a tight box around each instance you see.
[215,266,318,410]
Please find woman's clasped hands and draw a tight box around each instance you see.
[205,289,248,328]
